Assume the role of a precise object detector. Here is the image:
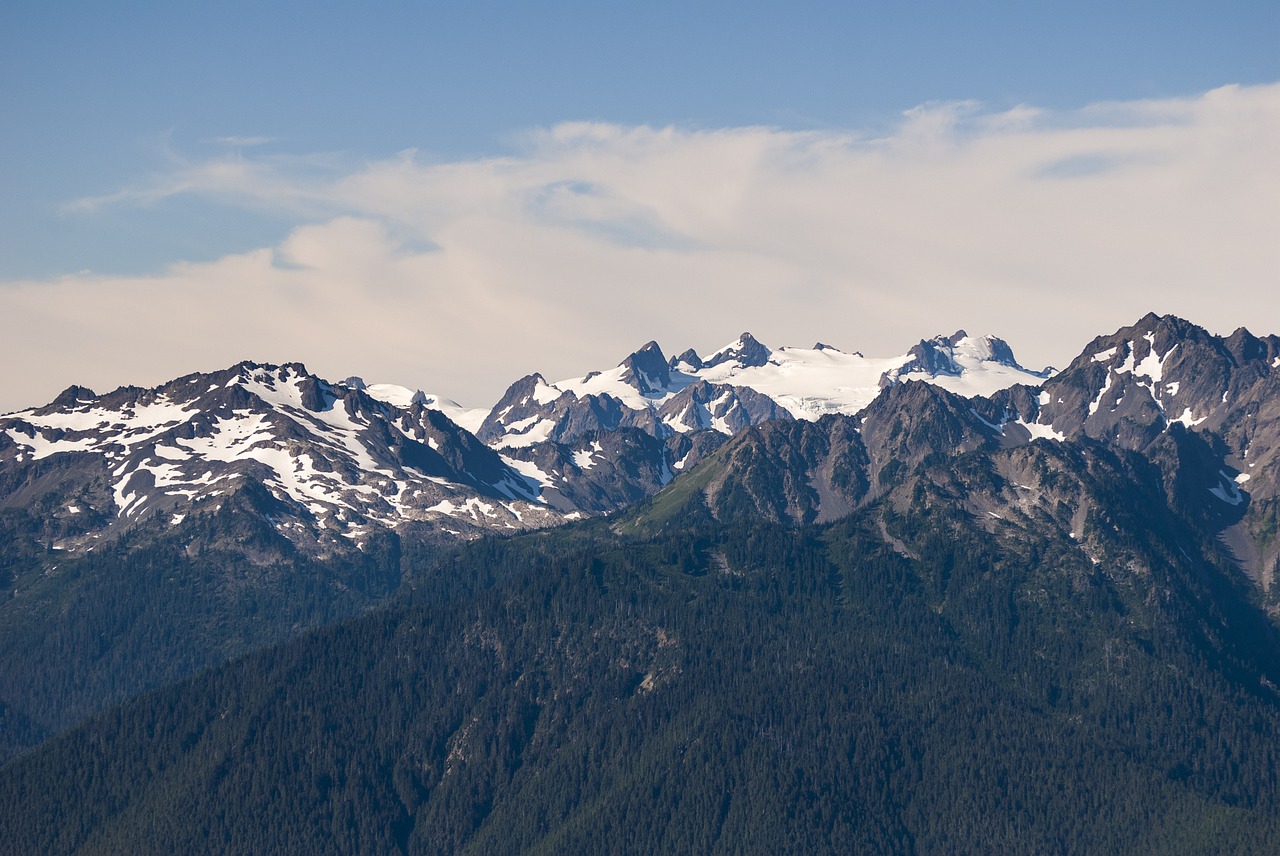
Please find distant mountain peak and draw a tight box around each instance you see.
[901,337,963,378]
[618,340,671,395]
[50,385,97,408]
[670,348,704,371]
[704,332,771,369]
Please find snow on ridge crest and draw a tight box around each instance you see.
[2,360,566,550]
[476,329,1050,445]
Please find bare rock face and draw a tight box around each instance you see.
[618,340,672,394]
[656,381,794,435]
[702,332,772,369]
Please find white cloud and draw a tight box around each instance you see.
[4,82,1278,414]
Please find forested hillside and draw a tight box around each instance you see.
[6,433,1280,854]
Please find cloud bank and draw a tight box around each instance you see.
[4,83,1278,413]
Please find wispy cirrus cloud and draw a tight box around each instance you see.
[5,82,1278,413]
[61,145,345,215]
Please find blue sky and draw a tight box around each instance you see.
[2,1,1278,410]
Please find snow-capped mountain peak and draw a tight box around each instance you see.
[617,340,672,396]
[703,332,772,369]
[472,329,1053,449]
[948,331,1022,366]
[878,331,1052,393]
[0,361,567,554]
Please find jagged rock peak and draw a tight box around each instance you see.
[51,385,98,407]
[2,358,567,557]
[231,359,313,378]
[704,332,771,369]
[669,348,704,371]
[215,362,336,412]
[627,340,665,360]
[1028,312,1280,461]
[1069,313,1251,372]
[485,373,563,417]
[475,372,567,444]
[619,341,671,394]
[902,338,962,377]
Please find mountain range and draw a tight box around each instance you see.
[4,312,1280,853]
[0,328,1053,554]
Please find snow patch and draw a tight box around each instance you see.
[573,441,603,470]
[364,384,423,408]
[501,455,556,492]
[531,378,563,405]
[504,414,541,432]
[492,418,556,448]
[1088,372,1114,416]
[1209,471,1246,506]
[1132,342,1168,383]
[1172,408,1207,428]
[1017,420,1066,442]
[5,429,99,459]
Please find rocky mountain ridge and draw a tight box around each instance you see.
[0,328,1050,556]
[1,362,566,556]
[3,315,1276,592]
[639,313,1280,597]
